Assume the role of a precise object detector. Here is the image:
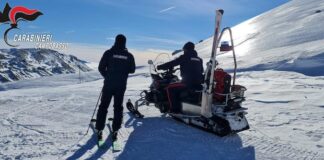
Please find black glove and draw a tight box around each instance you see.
[157,65,164,70]
[157,63,174,71]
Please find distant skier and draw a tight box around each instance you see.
[157,42,204,113]
[96,34,136,142]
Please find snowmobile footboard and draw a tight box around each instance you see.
[181,103,201,115]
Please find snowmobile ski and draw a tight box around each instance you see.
[126,99,144,118]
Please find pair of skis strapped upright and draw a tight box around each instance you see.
[201,9,224,118]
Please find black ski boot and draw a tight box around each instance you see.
[112,131,118,142]
[97,130,103,141]
[111,130,122,151]
[96,130,106,148]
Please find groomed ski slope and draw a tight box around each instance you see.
[1,0,324,159]
[0,70,323,160]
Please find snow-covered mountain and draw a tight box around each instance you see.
[195,0,324,76]
[0,49,92,83]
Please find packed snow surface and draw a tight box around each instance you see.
[0,70,323,160]
[1,0,324,159]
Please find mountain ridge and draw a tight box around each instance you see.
[0,48,92,83]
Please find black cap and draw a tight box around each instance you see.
[183,42,195,51]
[114,34,126,49]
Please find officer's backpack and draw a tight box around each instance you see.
[213,68,231,102]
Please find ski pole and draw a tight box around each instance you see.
[85,89,103,135]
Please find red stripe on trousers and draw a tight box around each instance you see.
[166,82,185,111]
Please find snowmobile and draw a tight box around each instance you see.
[127,10,249,136]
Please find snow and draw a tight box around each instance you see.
[1,70,323,159]
[0,49,92,83]
[1,0,324,159]
[195,0,324,76]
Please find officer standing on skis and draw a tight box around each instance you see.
[157,42,204,113]
[96,34,136,141]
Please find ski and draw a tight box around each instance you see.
[112,141,122,152]
[126,100,144,118]
[89,119,107,149]
[201,9,224,118]
[97,130,108,149]
[97,139,106,149]
[107,118,122,152]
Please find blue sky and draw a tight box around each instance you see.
[0,0,288,54]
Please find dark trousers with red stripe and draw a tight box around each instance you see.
[166,82,187,113]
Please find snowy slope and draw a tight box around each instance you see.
[0,70,323,160]
[0,49,92,83]
[195,0,324,76]
[1,0,324,159]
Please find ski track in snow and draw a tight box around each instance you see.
[0,69,323,160]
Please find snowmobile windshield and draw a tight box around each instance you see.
[153,53,170,66]
[149,53,181,78]
[150,53,171,74]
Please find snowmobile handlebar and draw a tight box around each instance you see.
[159,67,179,77]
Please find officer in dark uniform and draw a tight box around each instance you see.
[157,42,204,113]
[96,34,136,141]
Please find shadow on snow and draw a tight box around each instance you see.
[117,113,255,160]
[67,112,255,160]
[66,128,113,160]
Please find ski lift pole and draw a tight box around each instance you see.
[79,68,81,84]
[85,89,103,135]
